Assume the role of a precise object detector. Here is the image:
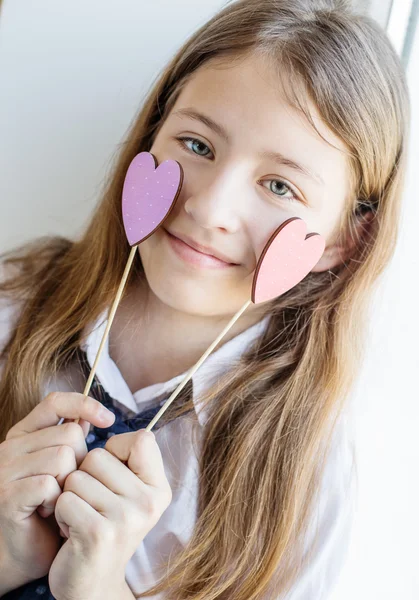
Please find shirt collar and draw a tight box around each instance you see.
[80,309,271,427]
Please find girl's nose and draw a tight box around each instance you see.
[183,167,247,233]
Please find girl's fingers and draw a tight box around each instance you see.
[78,419,91,439]
[78,445,145,498]
[62,469,119,518]
[3,422,88,466]
[61,418,91,439]
[55,490,104,541]
[2,474,62,520]
[2,445,77,488]
[105,430,168,489]
[6,392,115,440]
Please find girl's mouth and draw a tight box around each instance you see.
[163,229,238,270]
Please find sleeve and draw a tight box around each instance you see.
[283,411,357,600]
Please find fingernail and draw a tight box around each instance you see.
[99,407,114,421]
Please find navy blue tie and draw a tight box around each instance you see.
[3,348,193,599]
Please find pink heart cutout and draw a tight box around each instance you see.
[122,151,183,246]
[251,217,325,304]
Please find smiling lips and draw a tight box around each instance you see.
[164,229,239,269]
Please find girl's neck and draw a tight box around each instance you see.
[107,281,265,395]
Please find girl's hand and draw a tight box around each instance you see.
[0,392,115,596]
[49,429,172,600]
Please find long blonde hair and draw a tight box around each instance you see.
[0,1,410,598]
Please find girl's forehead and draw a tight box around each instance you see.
[173,52,348,159]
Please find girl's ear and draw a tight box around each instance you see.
[311,210,375,273]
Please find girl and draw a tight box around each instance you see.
[0,0,410,599]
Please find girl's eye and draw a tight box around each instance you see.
[260,179,298,202]
[175,136,299,202]
[175,136,213,158]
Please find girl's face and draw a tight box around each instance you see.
[140,53,351,318]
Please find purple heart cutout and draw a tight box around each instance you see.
[122,151,183,246]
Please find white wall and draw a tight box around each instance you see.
[0,0,227,249]
[1,2,418,599]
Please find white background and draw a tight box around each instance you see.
[0,2,417,599]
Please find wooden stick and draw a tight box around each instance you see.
[75,245,137,424]
[145,298,252,432]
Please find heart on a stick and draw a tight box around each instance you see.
[251,217,325,304]
[122,151,183,246]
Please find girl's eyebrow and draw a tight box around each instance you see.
[171,107,325,186]
[172,107,231,143]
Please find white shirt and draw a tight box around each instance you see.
[0,267,357,599]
